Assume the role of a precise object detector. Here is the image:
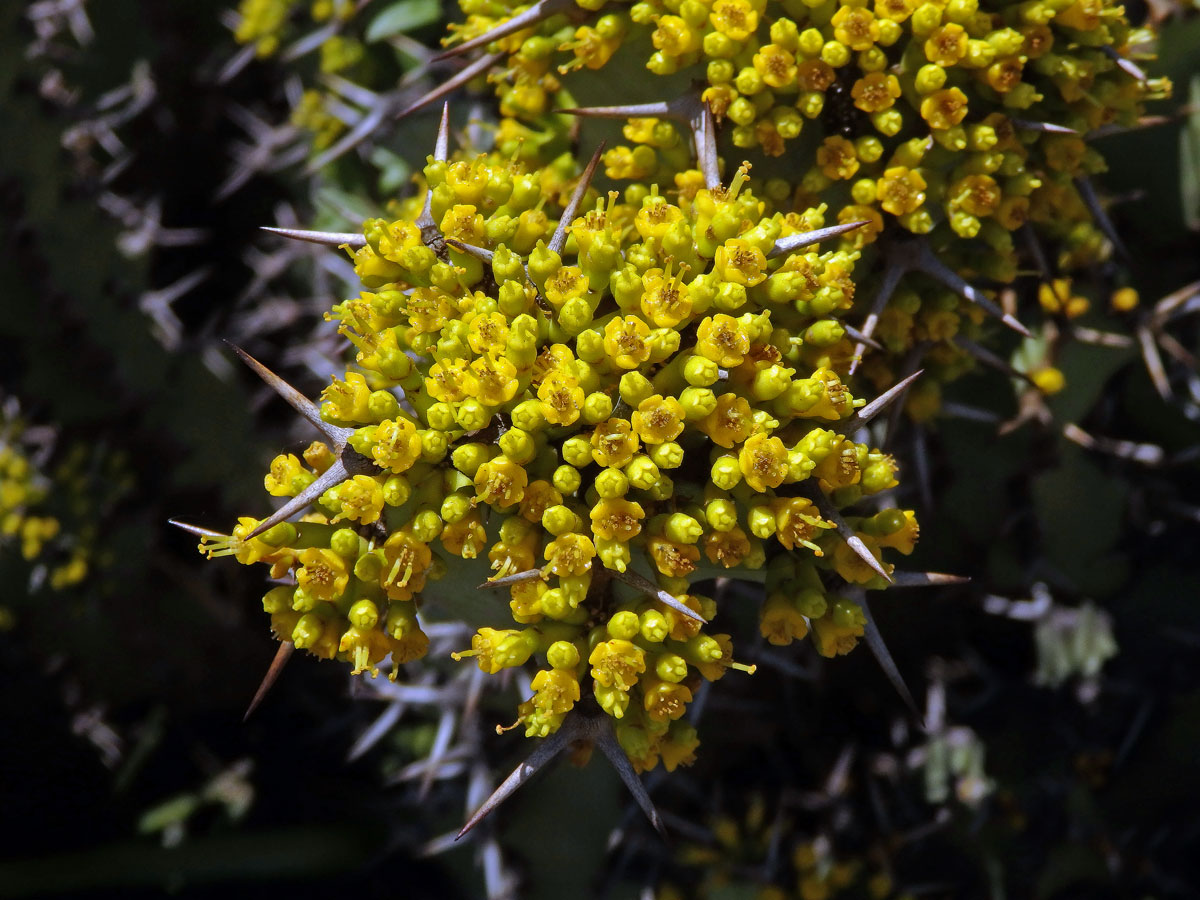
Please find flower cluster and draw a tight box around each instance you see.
[455,0,1162,249]
[197,141,919,771]
[0,400,123,592]
[233,0,358,60]
[430,0,1168,411]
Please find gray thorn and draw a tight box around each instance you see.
[843,369,924,432]
[914,243,1031,337]
[261,226,366,249]
[434,0,578,62]
[395,52,505,121]
[611,568,707,624]
[848,259,907,376]
[227,342,353,446]
[549,142,606,256]
[768,220,868,260]
[802,488,892,583]
[245,458,350,541]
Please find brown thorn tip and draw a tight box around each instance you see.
[1001,313,1033,338]
[245,641,294,721]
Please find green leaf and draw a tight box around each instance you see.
[1180,74,1200,232]
[365,0,441,42]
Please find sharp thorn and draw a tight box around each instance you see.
[557,101,675,120]
[549,141,606,256]
[245,641,294,721]
[594,723,668,841]
[227,343,354,446]
[1102,44,1148,81]
[167,519,226,539]
[844,370,924,431]
[853,590,923,726]
[611,569,707,624]
[477,569,546,589]
[768,221,869,259]
[260,226,366,249]
[890,571,970,587]
[434,0,575,62]
[1136,325,1172,400]
[690,100,720,190]
[1019,224,1052,281]
[395,52,506,122]
[1009,118,1078,134]
[1074,176,1131,261]
[841,323,883,351]
[915,245,1031,336]
[846,534,893,583]
[434,101,451,161]
[245,459,350,541]
[306,103,388,173]
[445,238,495,263]
[848,260,907,375]
[457,725,571,839]
[953,335,1036,385]
[803,488,892,583]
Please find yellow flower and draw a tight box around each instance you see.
[590,639,646,691]
[714,238,768,287]
[519,480,562,523]
[703,526,752,567]
[986,56,1025,93]
[441,511,487,559]
[812,599,867,657]
[699,393,755,448]
[590,498,645,542]
[321,371,372,422]
[696,315,751,367]
[874,0,915,22]
[296,548,349,601]
[467,353,519,406]
[544,532,596,576]
[379,530,431,600]
[455,627,538,674]
[438,204,485,244]
[753,44,798,90]
[851,72,901,113]
[710,0,758,42]
[773,497,830,552]
[647,537,701,577]
[761,593,809,646]
[426,357,471,403]
[264,453,308,497]
[951,174,1001,217]
[467,312,510,356]
[531,668,580,715]
[831,6,880,51]
[533,373,580,430]
[796,59,836,92]
[920,87,969,129]
[643,677,693,723]
[924,23,967,66]
[543,265,589,309]
[817,135,861,181]
[632,395,685,444]
[591,418,640,468]
[474,456,529,508]
[603,316,652,369]
[370,418,422,473]
[739,433,790,492]
[332,474,385,524]
[639,266,692,327]
[877,166,927,216]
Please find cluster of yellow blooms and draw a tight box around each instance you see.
[0,407,99,591]
[657,794,901,899]
[450,0,1163,256]
[199,142,920,771]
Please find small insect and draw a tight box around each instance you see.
[822,67,867,139]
